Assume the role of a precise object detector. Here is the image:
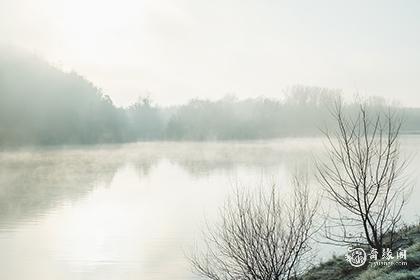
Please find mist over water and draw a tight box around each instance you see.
[0,138,418,280]
[1,1,419,278]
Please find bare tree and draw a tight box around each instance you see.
[190,175,318,280]
[317,100,410,254]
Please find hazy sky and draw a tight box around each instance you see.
[1,0,419,107]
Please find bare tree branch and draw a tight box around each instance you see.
[317,100,410,255]
[190,175,318,280]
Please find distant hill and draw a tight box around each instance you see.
[1,47,420,146]
[0,47,127,145]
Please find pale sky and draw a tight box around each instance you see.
[1,0,419,107]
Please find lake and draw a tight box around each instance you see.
[0,137,419,280]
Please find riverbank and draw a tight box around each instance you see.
[302,224,420,280]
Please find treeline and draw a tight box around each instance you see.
[0,48,127,145]
[1,48,420,146]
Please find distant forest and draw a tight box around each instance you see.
[1,48,420,146]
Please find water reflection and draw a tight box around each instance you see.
[0,148,123,227]
[0,138,418,279]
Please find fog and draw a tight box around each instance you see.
[1,0,420,106]
[0,139,418,279]
[1,47,420,146]
[1,2,420,279]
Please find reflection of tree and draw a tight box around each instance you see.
[0,148,124,225]
[164,142,319,178]
[130,155,160,179]
[0,141,324,229]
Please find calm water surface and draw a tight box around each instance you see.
[0,138,419,280]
